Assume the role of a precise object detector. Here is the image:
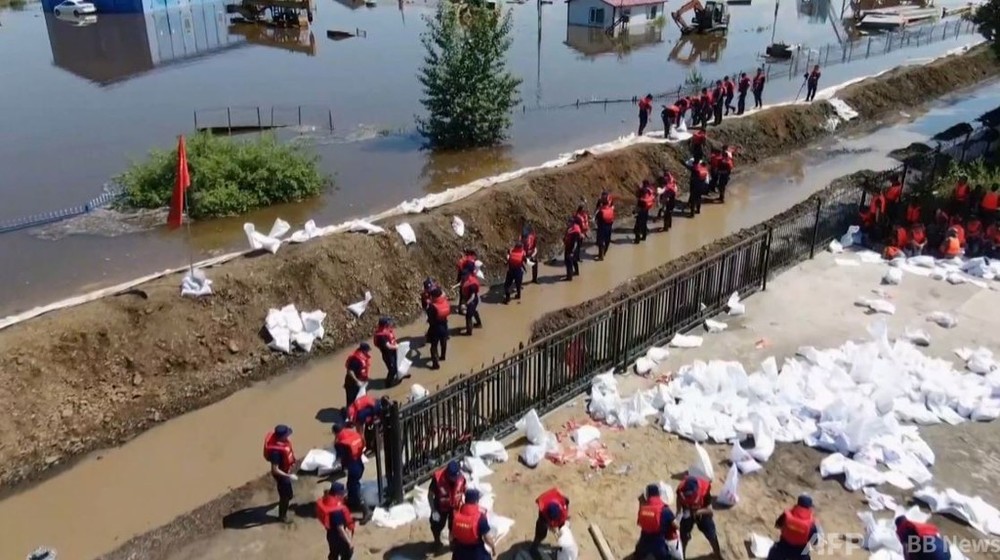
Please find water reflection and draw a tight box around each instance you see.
[419,146,516,193]
[228,21,317,55]
[563,24,663,59]
[667,33,727,65]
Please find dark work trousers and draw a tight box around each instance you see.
[737,92,747,115]
[725,92,735,115]
[327,530,354,560]
[430,509,454,543]
[274,475,293,520]
[702,107,713,127]
[596,223,612,259]
[805,82,818,101]
[662,112,671,134]
[379,348,398,385]
[345,459,371,521]
[532,514,551,548]
[680,514,720,553]
[713,102,723,126]
[564,249,579,280]
[638,112,649,136]
[573,243,582,268]
[691,144,705,164]
[688,187,703,217]
[503,267,523,302]
[634,535,671,560]
[716,173,730,203]
[427,323,449,368]
[464,298,481,335]
[344,380,362,412]
[767,540,810,560]
[660,195,676,231]
[634,209,650,242]
[753,89,763,109]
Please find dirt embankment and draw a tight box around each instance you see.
[0,46,996,493]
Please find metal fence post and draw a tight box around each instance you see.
[619,299,633,372]
[385,402,404,503]
[762,228,773,291]
[809,198,822,259]
[227,107,232,135]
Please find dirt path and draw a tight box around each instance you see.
[0,45,996,560]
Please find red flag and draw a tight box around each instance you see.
[167,135,191,228]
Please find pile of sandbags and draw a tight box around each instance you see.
[264,305,326,354]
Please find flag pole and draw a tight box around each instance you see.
[184,187,194,276]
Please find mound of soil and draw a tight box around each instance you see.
[0,45,996,492]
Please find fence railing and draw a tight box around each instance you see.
[521,18,978,114]
[192,105,335,134]
[377,175,882,502]
[0,188,121,236]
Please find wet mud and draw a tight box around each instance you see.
[0,45,996,494]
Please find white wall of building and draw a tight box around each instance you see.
[566,0,664,30]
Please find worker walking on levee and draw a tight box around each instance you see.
[635,483,682,560]
[657,171,678,232]
[804,65,821,102]
[895,515,951,560]
[634,180,656,244]
[767,495,819,560]
[676,475,723,560]
[638,94,654,136]
[531,487,570,555]
[426,286,451,370]
[450,489,498,560]
[333,422,373,524]
[563,216,583,281]
[752,68,766,110]
[460,262,482,336]
[429,460,467,550]
[316,482,355,560]
[736,72,750,115]
[684,157,711,218]
[594,191,615,260]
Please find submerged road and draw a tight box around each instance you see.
[1,82,998,560]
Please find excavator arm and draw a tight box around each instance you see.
[671,0,703,32]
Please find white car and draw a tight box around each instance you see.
[53,0,96,17]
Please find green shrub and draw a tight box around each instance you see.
[115,133,328,219]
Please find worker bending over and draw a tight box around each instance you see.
[767,495,818,560]
[635,483,681,560]
[676,475,723,559]
[521,225,539,284]
[316,482,355,559]
[451,489,497,560]
[895,515,951,560]
[429,461,467,550]
[532,487,570,554]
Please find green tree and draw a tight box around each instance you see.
[973,0,1000,57]
[416,2,522,150]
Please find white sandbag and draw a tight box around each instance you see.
[726,292,746,316]
[635,356,657,375]
[863,487,899,511]
[965,348,997,375]
[180,268,213,297]
[488,513,516,543]
[345,220,385,235]
[372,503,418,529]
[748,413,775,463]
[289,219,320,243]
[299,448,339,475]
[666,539,683,560]
[474,260,486,281]
[858,250,884,264]
[840,226,861,248]
[856,297,896,315]
[717,464,740,506]
[836,258,861,267]
[572,425,601,447]
[293,331,316,352]
[267,326,291,353]
[914,486,1000,536]
[748,533,775,558]
[408,383,429,403]
[731,442,763,474]
[828,240,844,254]
[927,311,958,329]
[301,310,327,338]
[243,223,282,254]
[410,485,432,520]
[688,443,715,481]
[903,328,930,347]
[646,346,670,363]
[397,340,413,377]
[882,268,903,285]
[705,319,728,333]
[470,440,509,463]
[463,456,494,480]
[946,271,968,285]
[908,255,936,268]
[843,458,885,491]
[267,218,290,238]
[516,409,548,445]
[670,333,704,348]
[280,304,303,333]
[347,291,373,318]
[859,511,903,554]
[556,526,579,560]
[395,222,417,245]
[520,444,546,468]
[451,216,465,237]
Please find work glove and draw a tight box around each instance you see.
[288,474,298,481]
[431,511,441,522]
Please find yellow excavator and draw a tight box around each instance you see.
[671,0,730,35]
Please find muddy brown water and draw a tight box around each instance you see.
[2,79,998,558]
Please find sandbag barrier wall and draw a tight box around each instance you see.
[376,178,886,503]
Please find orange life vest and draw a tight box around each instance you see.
[982,191,999,212]
[347,394,377,425]
[893,226,908,248]
[598,204,615,224]
[950,224,966,247]
[335,428,365,461]
[432,468,467,512]
[694,164,709,183]
[522,231,537,254]
[456,255,475,273]
[345,349,370,382]
[941,236,961,257]
[536,488,570,529]
[263,432,296,472]
[316,495,355,533]
[640,189,655,211]
[430,295,450,322]
[692,130,706,146]
[575,210,590,234]
[508,246,526,268]
[954,181,970,202]
[859,209,874,227]
[564,224,582,249]
[780,506,815,547]
[450,503,485,546]
[886,182,902,203]
[910,224,926,245]
[905,204,921,224]
[869,194,886,217]
[677,477,711,510]
[884,246,903,260]
[896,519,942,544]
[966,218,983,239]
[461,274,480,300]
[637,496,676,539]
[373,324,397,348]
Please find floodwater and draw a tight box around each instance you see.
[0,79,996,560]
[0,0,981,314]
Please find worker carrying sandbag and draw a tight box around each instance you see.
[676,476,723,560]
[767,495,819,560]
[635,483,682,560]
[531,487,570,554]
[895,515,951,560]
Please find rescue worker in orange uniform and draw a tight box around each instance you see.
[737,72,751,115]
[451,488,497,560]
[460,262,482,336]
[752,68,766,110]
[564,216,583,281]
[714,146,734,204]
[638,93,653,136]
[909,223,928,256]
[965,216,984,257]
[373,316,400,387]
[521,225,539,284]
[429,460,467,549]
[885,176,903,221]
[531,487,570,554]
[686,158,710,217]
[422,277,441,310]
[263,424,297,523]
[676,475,723,560]
[346,394,388,451]
[767,495,819,560]
[895,515,951,560]
[982,184,1000,224]
[635,483,680,560]
[635,180,656,244]
[456,249,478,312]
[426,287,450,370]
[905,201,922,225]
[344,342,371,408]
[948,219,966,248]
[804,65,821,102]
[594,193,615,260]
[504,240,527,304]
[658,171,678,232]
[884,224,908,260]
[690,128,707,162]
[333,422,372,523]
[723,75,736,115]
[868,191,887,226]
[674,97,690,127]
[317,482,355,560]
[952,175,970,215]
[662,104,678,134]
[575,204,591,241]
[940,229,962,258]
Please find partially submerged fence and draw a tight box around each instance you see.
[0,188,120,236]
[192,105,335,134]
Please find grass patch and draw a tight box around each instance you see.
[115,133,329,219]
